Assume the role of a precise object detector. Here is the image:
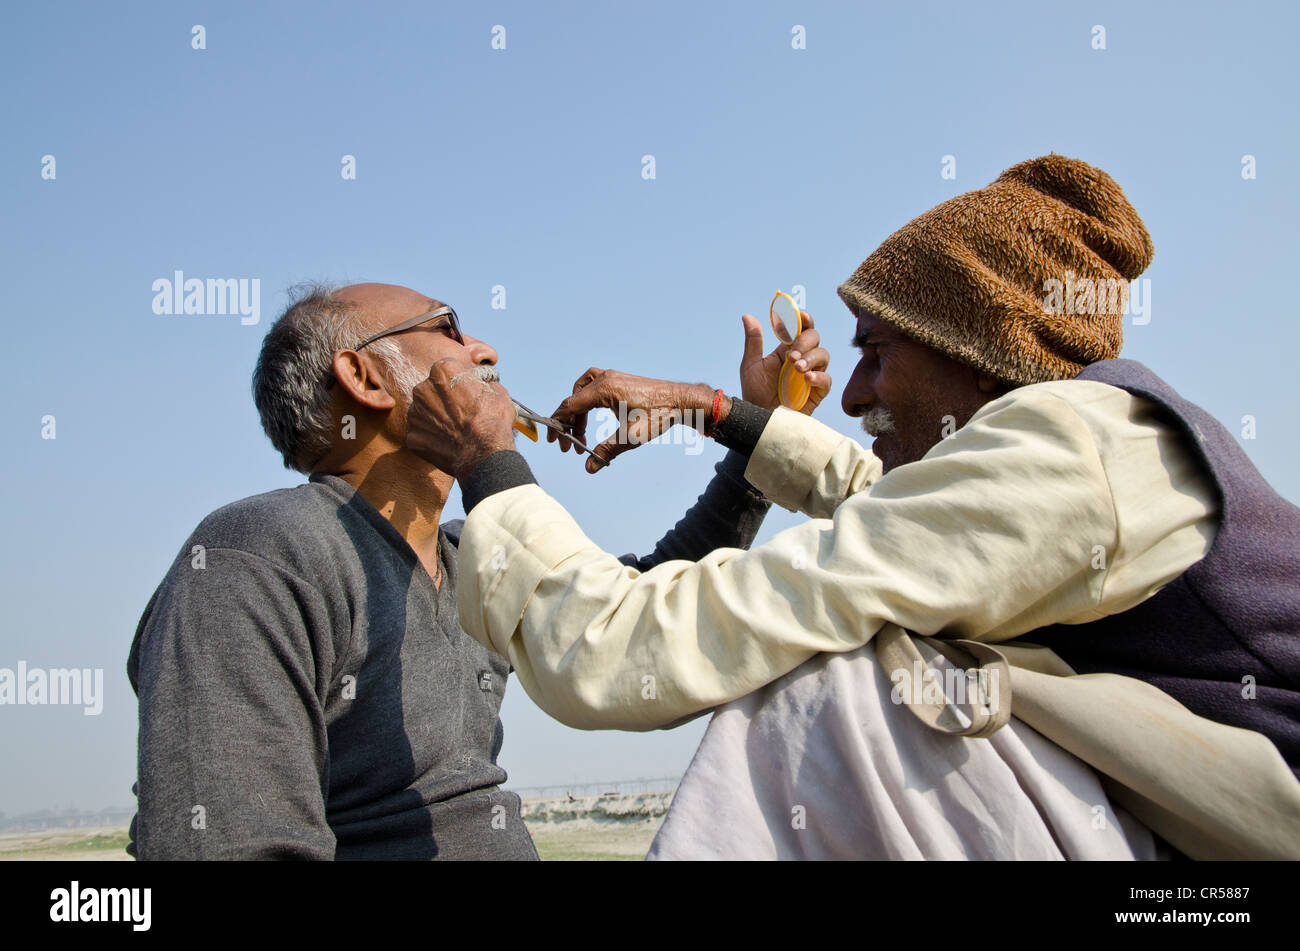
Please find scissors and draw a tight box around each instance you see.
[512,398,609,469]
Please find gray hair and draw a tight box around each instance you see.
[252,282,426,473]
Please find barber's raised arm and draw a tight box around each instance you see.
[545,310,832,474]
[742,407,884,520]
[538,308,876,526]
[548,367,884,523]
[447,390,1118,731]
[728,308,882,517]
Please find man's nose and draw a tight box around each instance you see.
[462,335,499,366]
[841,364,872,417]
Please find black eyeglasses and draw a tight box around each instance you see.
[353,304,465,350]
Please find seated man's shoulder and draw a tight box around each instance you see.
[132,483,350,679]
[955,379,1126,458]
[1015,376,1189,447]
[991,376,1129,414]
[981,377,1167,445]
[981,377,1217,509]
[181,480,351,579]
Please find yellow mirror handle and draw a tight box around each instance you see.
[778,358,811,411]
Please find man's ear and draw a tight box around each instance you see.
[976,373,1005,395]
[332,350,398,411]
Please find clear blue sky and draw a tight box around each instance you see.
[2,0,1296,815]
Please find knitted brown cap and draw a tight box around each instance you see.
[837,155,1154,385]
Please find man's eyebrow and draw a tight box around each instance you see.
[851,330,875,348]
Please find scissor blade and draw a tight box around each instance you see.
[511,399,607,467]
[511,399,561,430]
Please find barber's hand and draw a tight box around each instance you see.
[739,310,831,413]
[405,359,517,481]
[549,369,723,474]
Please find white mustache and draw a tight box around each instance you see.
[860,407,896,437]
[449,364,500,388]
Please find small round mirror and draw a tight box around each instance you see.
[770,291,801,344]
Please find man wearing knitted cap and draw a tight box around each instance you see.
[406,155,1300,860]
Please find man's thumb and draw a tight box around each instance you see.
[741,314,765,365]
[585,439,625,474]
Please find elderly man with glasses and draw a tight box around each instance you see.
[126,281,831,860]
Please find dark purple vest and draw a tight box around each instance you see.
[1031,360,1300,778]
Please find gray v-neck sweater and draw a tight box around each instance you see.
[127,453,770,859]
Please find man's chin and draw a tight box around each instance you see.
[869,433,902,474]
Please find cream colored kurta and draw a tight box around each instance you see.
[458,380,1300,859]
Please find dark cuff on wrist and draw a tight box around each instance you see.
[713,447,763,497]
[713,398,771,456]
[461,450,537,514]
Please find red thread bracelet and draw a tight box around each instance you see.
[705,388,725,437]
